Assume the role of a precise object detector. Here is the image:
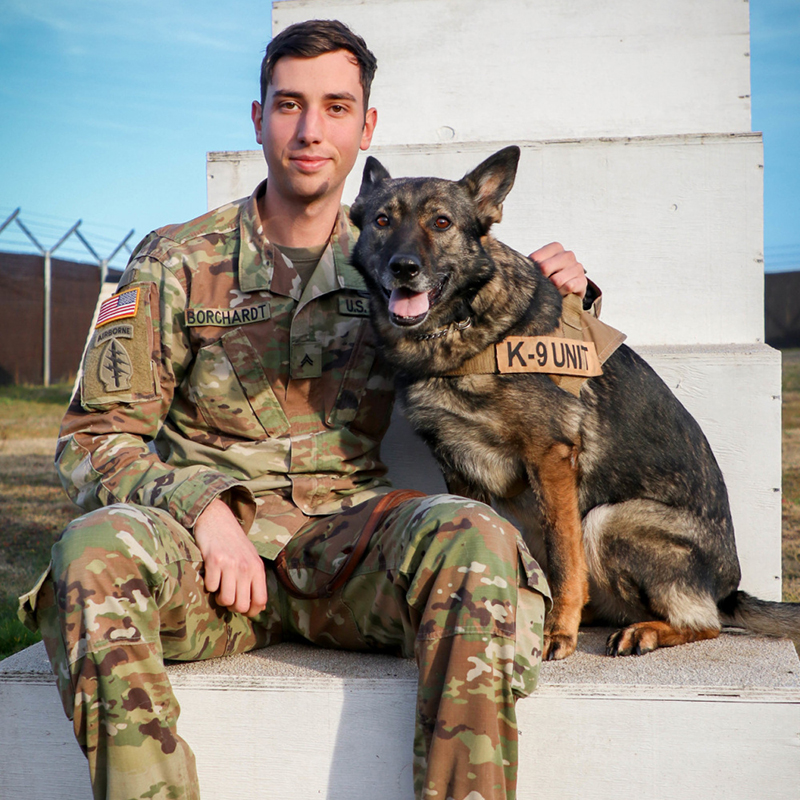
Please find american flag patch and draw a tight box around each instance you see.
[95,288,140,328]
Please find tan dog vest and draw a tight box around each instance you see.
[446,294,626,397]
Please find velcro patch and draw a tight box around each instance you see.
[95,288,140,328]
[81,283,158,405]
[95,323,134,344]
[98,338,133,391]
[338,296,370,317]
[496,336,603,376]
[186,304,270,327]
[291,342,322,379]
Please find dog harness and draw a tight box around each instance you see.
[445,294,626,397]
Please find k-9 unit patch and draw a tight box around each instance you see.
[497,336,603,377]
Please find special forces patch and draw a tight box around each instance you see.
[81,283,158,407]
[98,338,133,391]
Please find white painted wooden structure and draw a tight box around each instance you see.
[3,634,799,799]
[2,1,795,798]
[271,0,753,144]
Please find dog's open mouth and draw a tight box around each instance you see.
[385,279,447,327]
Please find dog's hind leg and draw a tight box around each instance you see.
[605,620,719,656]
[582,500,737,657]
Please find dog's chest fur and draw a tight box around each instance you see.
[398,367,586,500]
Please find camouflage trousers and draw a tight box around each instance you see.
[21,493,549,800]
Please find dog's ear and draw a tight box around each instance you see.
[458,146,520,232]
[350,157,392,228]
[360,156,392,190]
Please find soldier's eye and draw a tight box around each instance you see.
[433,216,451,230]
[375,214,390,227]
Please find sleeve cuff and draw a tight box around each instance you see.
[583,279,602,316]
[166,469,257,532]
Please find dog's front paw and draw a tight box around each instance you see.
[543,631,578,661]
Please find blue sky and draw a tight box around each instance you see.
[0,0,797,271]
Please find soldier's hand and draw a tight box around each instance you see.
[530,242,587,298]
[194,498,268,618]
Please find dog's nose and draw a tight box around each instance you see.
[388,254,421,281]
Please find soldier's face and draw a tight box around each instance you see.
[252,50,377,208]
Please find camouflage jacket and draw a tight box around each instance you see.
[56,181,395,559]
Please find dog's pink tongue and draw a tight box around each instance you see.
[389,288,430,318]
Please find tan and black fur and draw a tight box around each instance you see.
[350,146,800,660]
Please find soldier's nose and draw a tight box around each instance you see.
[389,254,421,281]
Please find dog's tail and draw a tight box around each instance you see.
[718,591,800,638]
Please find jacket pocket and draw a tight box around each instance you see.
[325,319,394,435]
[189,329,290,440]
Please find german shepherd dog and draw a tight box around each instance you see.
[350,146,800,661]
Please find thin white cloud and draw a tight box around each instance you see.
[0,0,261,53]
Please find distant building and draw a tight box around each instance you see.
[765,271,800,349]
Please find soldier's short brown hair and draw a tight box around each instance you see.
[260,20,378,111]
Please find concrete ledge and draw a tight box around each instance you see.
[2,632,798,799]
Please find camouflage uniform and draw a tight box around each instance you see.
[20,181,550,800]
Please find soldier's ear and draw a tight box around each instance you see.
[350,157,392,228]
[459,146,520,232]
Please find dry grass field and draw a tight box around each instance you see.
[1,353,799,659]
[0,384,78,657]
[781,349,800,603]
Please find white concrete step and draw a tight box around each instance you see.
[2,632,798,799]
[208,132,765,348]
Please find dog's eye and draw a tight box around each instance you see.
[375,214,390,228]
[433,216,451,230]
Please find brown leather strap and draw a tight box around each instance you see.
[274,489,426,600]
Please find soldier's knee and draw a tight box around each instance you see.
[417,494,519,564]
[53,504,161,580]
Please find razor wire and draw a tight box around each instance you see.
[0,208,135,386]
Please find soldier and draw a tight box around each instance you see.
[20,19,589,800]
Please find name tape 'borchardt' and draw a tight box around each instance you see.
[185,304,270,327]
[496,335,603,377]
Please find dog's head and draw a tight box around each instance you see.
[350,146,521,331]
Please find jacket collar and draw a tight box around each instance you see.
[237,180,366,300]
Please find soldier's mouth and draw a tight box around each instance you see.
[384,279,447,327]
